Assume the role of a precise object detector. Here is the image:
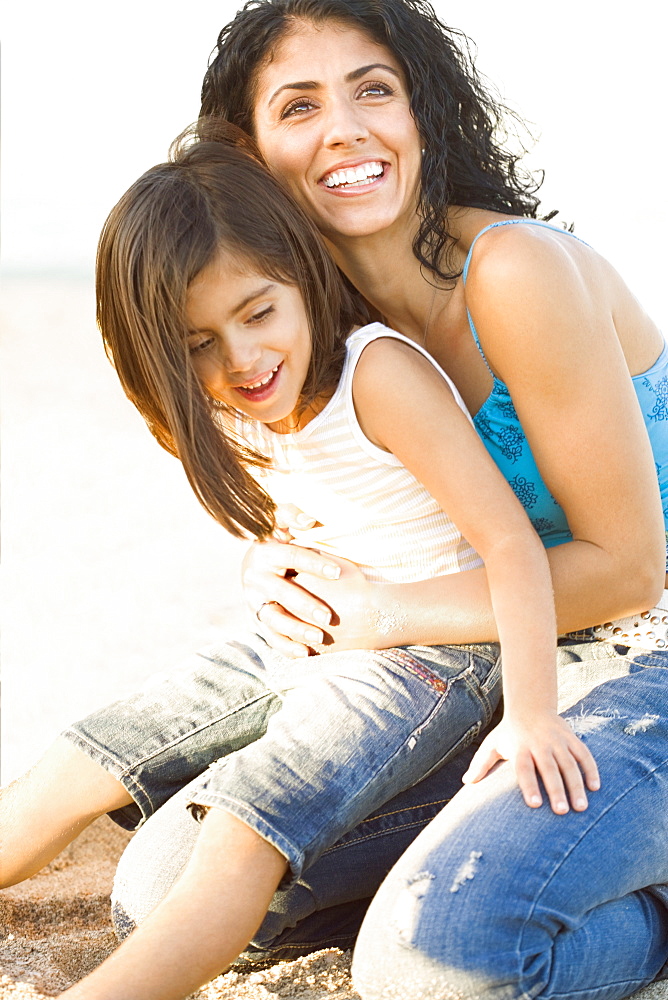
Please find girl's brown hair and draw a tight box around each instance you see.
[96,121,364,538]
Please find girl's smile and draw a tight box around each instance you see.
[186,257,314,433]
[252,21,422,243]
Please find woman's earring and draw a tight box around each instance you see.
[421,147,426,155]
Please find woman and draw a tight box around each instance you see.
[166,0,667,996]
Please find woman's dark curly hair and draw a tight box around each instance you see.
[200,0,543,281]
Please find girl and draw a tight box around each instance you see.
[0,124,597,1000]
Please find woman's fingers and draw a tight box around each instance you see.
[243,540,340,624]
[248,538,339,580]
[273,504,318,532]
[255,603,317,658]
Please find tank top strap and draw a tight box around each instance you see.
[461,218,589,362]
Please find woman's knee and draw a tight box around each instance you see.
[111,783,201,938]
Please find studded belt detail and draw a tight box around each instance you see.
[591,590,668,650]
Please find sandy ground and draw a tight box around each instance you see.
[2,278,668,999]
[0,816,359,998]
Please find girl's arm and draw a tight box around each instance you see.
[351,337,598,812]
[244,230,665,656]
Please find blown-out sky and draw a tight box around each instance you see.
[2,0,666,326]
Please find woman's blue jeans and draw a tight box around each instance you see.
[352,641,668,1000]
[108,638,668,999]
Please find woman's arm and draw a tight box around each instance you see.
[245,228,665,655]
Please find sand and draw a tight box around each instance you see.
[0,816,360,998]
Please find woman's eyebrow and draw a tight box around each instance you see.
[267,64,400,107]
[345,63,400,82]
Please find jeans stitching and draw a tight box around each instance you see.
[380,648,450,693]
[358,797,450,825]
[321,815,449,856]
[117,691,278,774]
[249,931,358,953]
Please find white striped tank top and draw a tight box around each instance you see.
[239,323,483,583]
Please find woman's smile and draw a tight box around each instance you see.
[252,21,422,242]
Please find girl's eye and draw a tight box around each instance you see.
[358,81,394,98]
[246,305,274,325]
[189,336,215,356]
[280,98,317,119]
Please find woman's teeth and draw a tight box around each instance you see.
[324,162,384,189]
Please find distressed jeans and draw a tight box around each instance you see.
[108,636,668,999]
[62,632,500,914]
[352,640,668,1000]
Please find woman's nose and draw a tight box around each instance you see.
[322,97,370,148]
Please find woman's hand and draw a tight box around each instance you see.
[243,537,383,657]
[461,711,600,814]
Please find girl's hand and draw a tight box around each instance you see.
[461,711,600,814]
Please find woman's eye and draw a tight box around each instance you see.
[281,98,317,119]
[247,306,274,325]
[359,81,394,98]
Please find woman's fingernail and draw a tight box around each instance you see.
[530,795,542,807]
[297,513,315,527]
[574,797,587,810]
[313,608,331,626]
[305,628,323,644]
[323,564,341,579]
[589,779,600,790]
[555,801,568,814]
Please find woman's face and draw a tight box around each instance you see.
[252,20,422,244]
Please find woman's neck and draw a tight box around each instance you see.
[323,217,460,343]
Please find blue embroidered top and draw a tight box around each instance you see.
[462,219,668,567]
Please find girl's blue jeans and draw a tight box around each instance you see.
[101,637,668,1000]
[63,631,500,891]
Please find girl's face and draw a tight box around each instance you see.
[252,20,422,243]
[186,254,313,432]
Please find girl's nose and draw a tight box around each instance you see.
[223,334,262,374]
[322,98,370,148]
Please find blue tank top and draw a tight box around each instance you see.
[462,219,668,567]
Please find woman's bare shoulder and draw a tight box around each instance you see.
[460,214,662,372]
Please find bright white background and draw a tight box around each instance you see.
[2,0,666,321]
[1,1,666,782]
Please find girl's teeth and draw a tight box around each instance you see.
[244,366,278,390]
